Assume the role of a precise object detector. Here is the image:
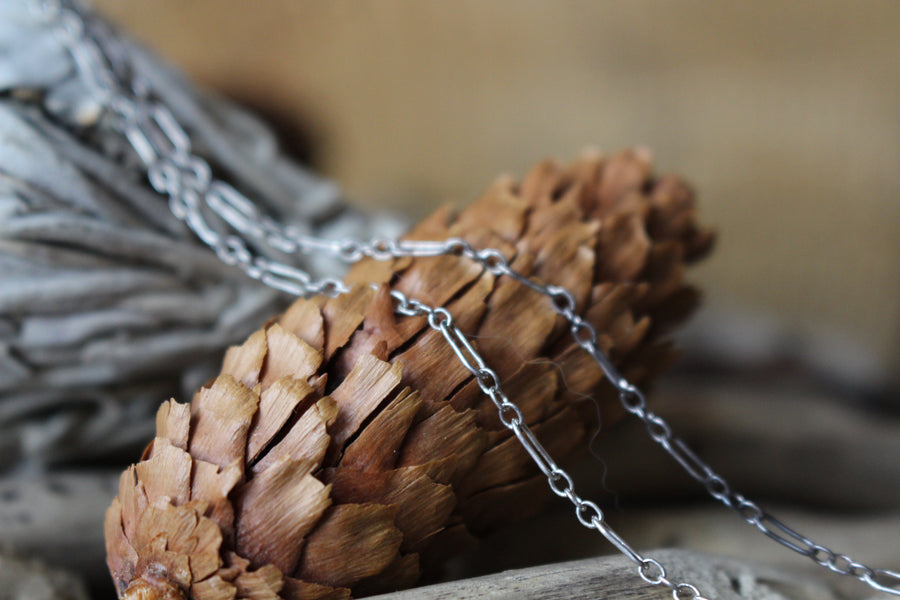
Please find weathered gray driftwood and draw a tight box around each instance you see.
[368,550,844,600]
[0,554,88,600]
[0,4,405,473]
[607,506,900,600]
[449,502,900,600]
[0,472,116,587]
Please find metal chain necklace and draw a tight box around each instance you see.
[35,1,900,598]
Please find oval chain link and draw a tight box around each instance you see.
[42,1,899,598]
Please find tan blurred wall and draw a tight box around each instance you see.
[95,1,900,373]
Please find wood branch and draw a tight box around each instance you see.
[364,550,844,600]
[607,506,900,600]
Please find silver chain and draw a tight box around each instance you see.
[36,1,900,598]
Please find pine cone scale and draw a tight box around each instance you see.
[234,458,330,574]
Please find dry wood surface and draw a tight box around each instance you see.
[365,550,847,600]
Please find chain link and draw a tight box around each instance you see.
[43,2,899,598]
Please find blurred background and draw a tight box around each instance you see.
[94,0,900,393]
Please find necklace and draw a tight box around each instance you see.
[28,1,900,597]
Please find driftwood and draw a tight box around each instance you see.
[0,473,115,588]
[447,502,900,600]
[608,506,900,600]
[0,554,89,600]
[366,550,845,600]
[0,4,405,473]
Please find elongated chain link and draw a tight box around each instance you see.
[39,1,900,598]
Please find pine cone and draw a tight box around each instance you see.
[105,150,714,600]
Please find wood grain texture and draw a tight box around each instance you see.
[364,550,843,600]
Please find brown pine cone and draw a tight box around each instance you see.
[105,150,714,600]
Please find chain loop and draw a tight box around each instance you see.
[619,384,648,413]
[475,248,509,275]
[674,582,703,600]
[639,558,668,585]
[704,475,732,503]
[475,368,502,394]
[426,307,453,330]
[548,468,575,498]
[734,496,764,523]
[570,315,598,346]
[644,412,673,443]
[545,285,577,318]
[497,401,524,428]
[443,237,472,256]
[575,500,604,529]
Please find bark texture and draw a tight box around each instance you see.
[0,3,405,473]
